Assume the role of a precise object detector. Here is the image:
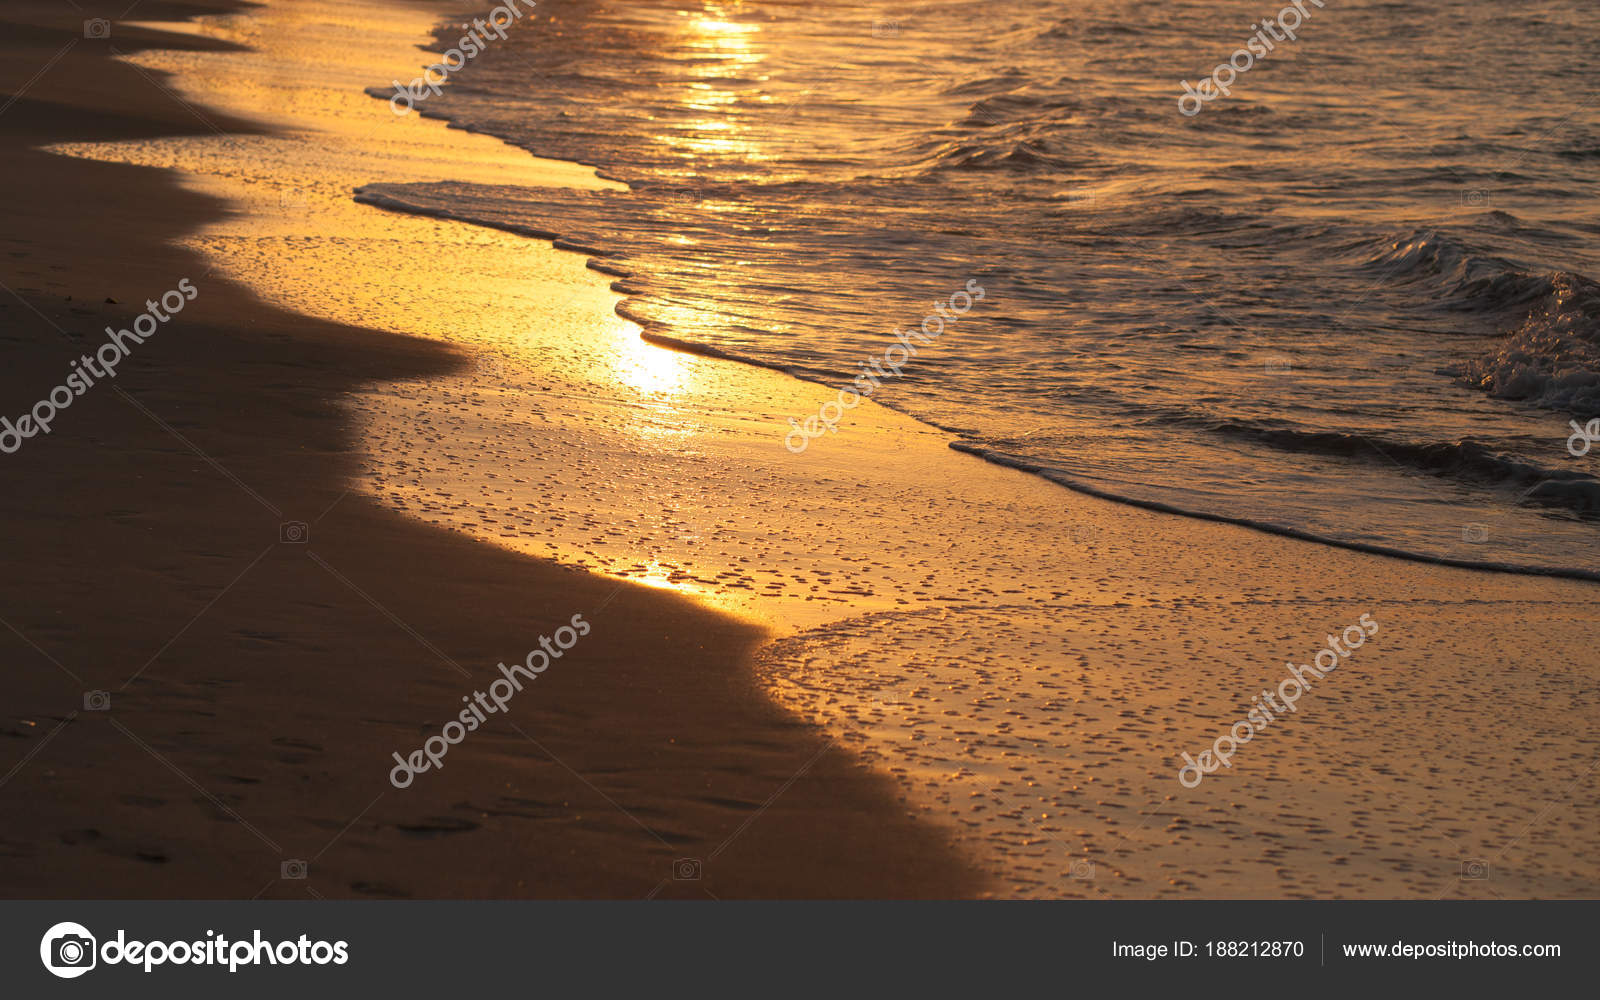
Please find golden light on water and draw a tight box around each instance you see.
[607,320,698,400]
[620,558,703,597]
[682,6,762,72]
[657,6,767,162]
[691,18,758,37]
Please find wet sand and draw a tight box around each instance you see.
[0,0,981,899]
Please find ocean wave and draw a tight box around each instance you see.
[916,135,1072,172]
[947,441,1600,583]
[1448,272,1600,414]
[1356,230,1600,416]
[1194,420,1600,515]
[1357,230,1550,313]
[1358,229,1600,324]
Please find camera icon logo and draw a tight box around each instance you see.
[281,859,308,879]
[40,921,97,978]
[83,690,111,711]
[1460,858,1491,880]
[872,20,900,38]
[1461,190,1491,207]
[1069,858,1096,880]
[1065,523,1098,546]
[1061,189,1098,210]
[83,18,111,39]
[673,858,702,881]
[1461,523,1490,544]
[279,520,309,544]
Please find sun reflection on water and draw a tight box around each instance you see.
[607,321,697,400]
[661,7,767,162]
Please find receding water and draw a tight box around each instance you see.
[360,0,1600,576]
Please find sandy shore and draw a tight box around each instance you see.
[0,0,981,898]
[3,0,1597,902]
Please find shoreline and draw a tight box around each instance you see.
[325,29,1600,894]
[346,114,1600,588]
[4,0,1598,901]
[0,0,984,899]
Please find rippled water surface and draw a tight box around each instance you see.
[362,0,1600,574]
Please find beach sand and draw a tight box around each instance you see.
[2,0,1597,901]
[0,0,981,899]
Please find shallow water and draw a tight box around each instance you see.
[362,0,1600,575]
